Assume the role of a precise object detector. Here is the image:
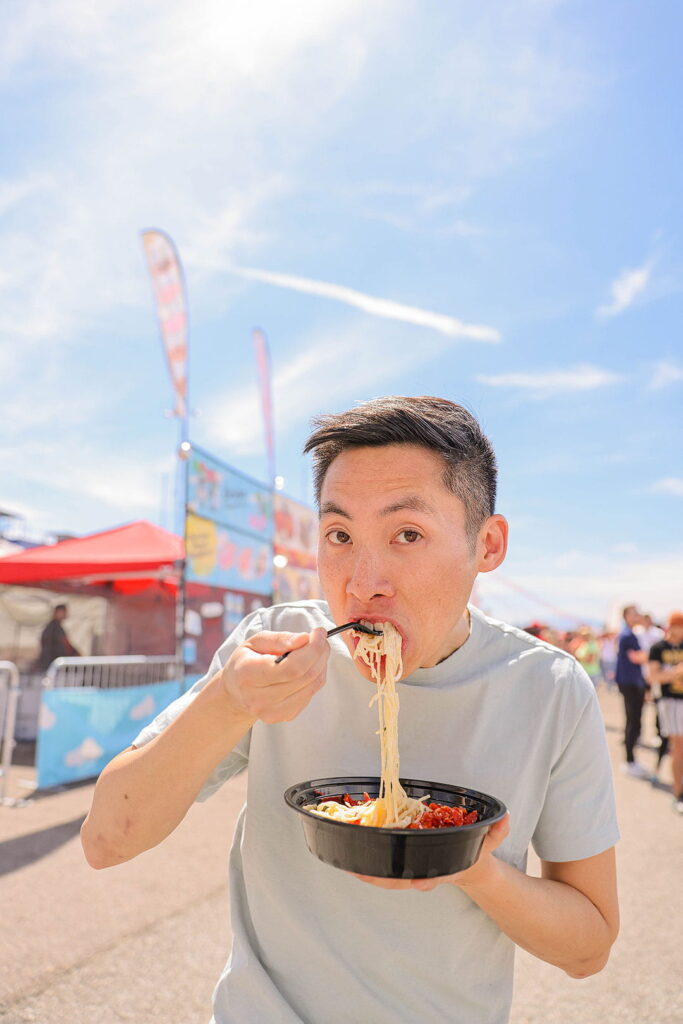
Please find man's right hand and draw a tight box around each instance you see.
[220,627,330,724]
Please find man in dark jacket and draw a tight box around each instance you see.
[615,604,649,777]
[37,604,80,671]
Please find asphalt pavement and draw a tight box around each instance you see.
[0,688,681,1024]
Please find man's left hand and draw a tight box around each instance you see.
[352,813,510,891]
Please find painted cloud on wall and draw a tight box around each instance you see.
[65,737,104,766]
[130,695,156,721]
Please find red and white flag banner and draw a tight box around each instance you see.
[141,230,189,420]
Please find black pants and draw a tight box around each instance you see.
[618,685,645,762]
[655,707,669,767]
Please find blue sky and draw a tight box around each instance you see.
[1,0,681,627]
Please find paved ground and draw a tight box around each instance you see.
[0,688,681,1023]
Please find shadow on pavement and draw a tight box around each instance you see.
[0,815,86,878]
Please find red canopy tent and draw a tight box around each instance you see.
[0,520,184,586]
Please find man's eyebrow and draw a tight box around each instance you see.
[319,495,434,519]
[320,501,352,519]
[380,495,435,516]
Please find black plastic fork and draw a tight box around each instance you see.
[274,621,383,664]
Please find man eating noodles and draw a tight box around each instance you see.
[82,396,620,1024]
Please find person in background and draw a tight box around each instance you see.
[648,612,683,813]
[635,613,664,659]
[36,603,81,672]
[574,627,603,688]
[599,630,618,690]
[562,630,577,655]
[636,613,668,776]
[615,605,649,778]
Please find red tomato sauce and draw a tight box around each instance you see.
[332,794,478,828]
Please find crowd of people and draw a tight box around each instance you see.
[524,606,683,814]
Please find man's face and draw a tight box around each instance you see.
[317,443,505,679]
[668,625,683,645]
[625,607,641,628]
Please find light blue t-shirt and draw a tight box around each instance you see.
[134,601,619,1024]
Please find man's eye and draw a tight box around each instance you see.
[327,530,351,545]
[396,529,422,544]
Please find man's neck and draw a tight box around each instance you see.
[435,608,472,666]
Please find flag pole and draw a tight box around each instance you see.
[176,263,191,684]
[177,420,190,680]
[141,228,191,683]
[252,327,276,604]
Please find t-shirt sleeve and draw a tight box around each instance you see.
[532,667,620,862]
[131,608,265,802]
[620,632,640,655]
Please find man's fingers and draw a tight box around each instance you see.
[244,630,327,681]
[244,630,311,657]
[224,627,329,723]
[481,813,510,854]
[353,874,417,890]
[244,627,329,664]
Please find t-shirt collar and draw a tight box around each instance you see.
[401,604,480,686]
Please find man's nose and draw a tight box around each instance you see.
[345,549,395,603]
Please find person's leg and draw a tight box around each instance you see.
[620,686,642,762]
[670,735,683,801]
[655,708,669,770]
[632,686,645,758]
[621,686,630,760]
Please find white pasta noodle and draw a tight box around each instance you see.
[306,622,428,828]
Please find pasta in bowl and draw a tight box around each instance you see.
[284,776,507,879]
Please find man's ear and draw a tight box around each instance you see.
[477,515,508,573]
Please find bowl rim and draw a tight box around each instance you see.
[284,775,508,835]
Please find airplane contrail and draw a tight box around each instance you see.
[230,265,502,343]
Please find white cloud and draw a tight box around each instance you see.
[0,1,607,536]
[611,542,638,555]
[0,0,388,361]
[343,183,479,235]
[596,259,653,318]
[0,0,391,528]
[651,478,683,498]
[476,363,622,396]
[226,266,502,343]
[0,174,54,217]
[477,549,683,630]
[0,441,172,515]
[202,318,448,454]
[649,360,683,390]
[553,549,585,571]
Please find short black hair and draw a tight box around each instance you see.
[303,396,497,540]
[54,603,68,612]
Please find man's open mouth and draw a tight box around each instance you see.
[348,617,407,654]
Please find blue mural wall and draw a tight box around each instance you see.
[36,681,182,789]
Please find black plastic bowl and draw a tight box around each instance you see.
[284,776,507,879]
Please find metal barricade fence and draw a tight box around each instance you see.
[44,656,183,691]
[0,661,20,805]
